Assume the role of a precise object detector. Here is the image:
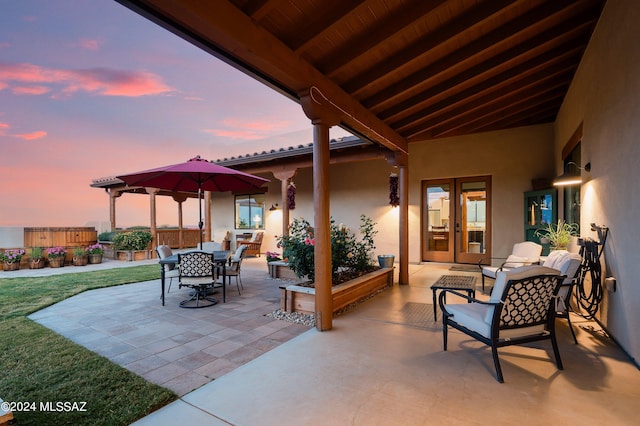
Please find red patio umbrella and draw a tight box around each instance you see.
[117,156,269,245]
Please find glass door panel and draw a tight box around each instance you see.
[422,179,454,262]
[422,176,491,264]
[455,177,491,264]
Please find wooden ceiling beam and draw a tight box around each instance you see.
[467,102,561,136]
[408,79,570,141]
[241,0,275,21]
[320,0,449,76]
[116,0,407,153]
[362,3,595,110]
[394,49,581,135]
[427,90,566,140]
[291,0,369,53]
[340,0,517,91]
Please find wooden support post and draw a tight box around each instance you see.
[312,122,332,331]
[108,189,121,232]
[147,188,159,249]
[205,191,212,242]
[399,164,409,284]
[300,87,341,332]
[172,194,188,249]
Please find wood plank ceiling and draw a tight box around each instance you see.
[117,0,605,152]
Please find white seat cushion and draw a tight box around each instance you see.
[198,241,223,253]
[446,302,547,339]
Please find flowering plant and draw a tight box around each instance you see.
[86,243,104,255]
[266,251,282,262]
[46,246,67,258]
[276,215,378,284]
[1,249,26,263]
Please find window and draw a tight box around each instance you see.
[235,194,265,229]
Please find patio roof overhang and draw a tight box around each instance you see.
[113,0,606,331]
[115,0,605,151]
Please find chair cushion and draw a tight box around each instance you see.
[502,254,530,268]
[487,265,560,324]
[198,241,223,253]
[445,303,546,339]
[481,266,501,279]
[156,245,175,271]
[511,241,543,263]
[543,250,582,282]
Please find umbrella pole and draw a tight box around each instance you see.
[198,187,203,247]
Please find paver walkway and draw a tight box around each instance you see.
[28,259,310,396]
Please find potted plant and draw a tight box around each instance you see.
[113,231,153,261]
[46,246,66,268]
[535,220,579,250]
[72,247,88,266]
[29,247,45,269]
[1,249,26,271]
[86,243,104,264]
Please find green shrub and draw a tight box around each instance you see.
[98,231,117,241]
[276,215,378,283]
[112,231,153,251]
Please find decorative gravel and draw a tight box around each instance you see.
[265,286,390,327]
[266,309,315,327]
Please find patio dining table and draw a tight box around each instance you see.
[159,250,230,306]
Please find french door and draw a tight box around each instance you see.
[421,176,491,264]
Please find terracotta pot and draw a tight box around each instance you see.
[2,261,20,271]
[88,254,103,264]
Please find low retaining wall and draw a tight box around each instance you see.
[280,268,394,315]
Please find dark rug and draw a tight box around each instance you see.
[395,302,438,330]
[449,265,479,272]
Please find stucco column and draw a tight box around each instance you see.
[146,188,160,249]
[273,168,298,236]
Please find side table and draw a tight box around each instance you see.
[431,275,477,320]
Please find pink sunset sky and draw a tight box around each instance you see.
[0,0,350,230]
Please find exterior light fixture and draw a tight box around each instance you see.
[269,203,279,211]
[553,161,591,186]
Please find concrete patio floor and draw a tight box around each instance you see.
[22,257,640,425]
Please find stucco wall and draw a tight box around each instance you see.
[408,124,555,263]
[211,123,555,264]
[555,0,640,364]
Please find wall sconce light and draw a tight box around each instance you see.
[553,161,591,186]
[269,203,279,211]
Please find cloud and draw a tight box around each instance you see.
[0,122,8,135]
[77,39,100,51]
[12,85,50,95]
[13,130,47,140]
[0,62,173,97]
[204,117,293,140]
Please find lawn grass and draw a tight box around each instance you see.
[0,265,177,425]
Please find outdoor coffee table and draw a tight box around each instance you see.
[430,275,477,320]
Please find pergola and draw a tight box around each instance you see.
[114,0,605,331]
[90,176,210,248]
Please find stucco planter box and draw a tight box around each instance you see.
[280,267,394,315]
